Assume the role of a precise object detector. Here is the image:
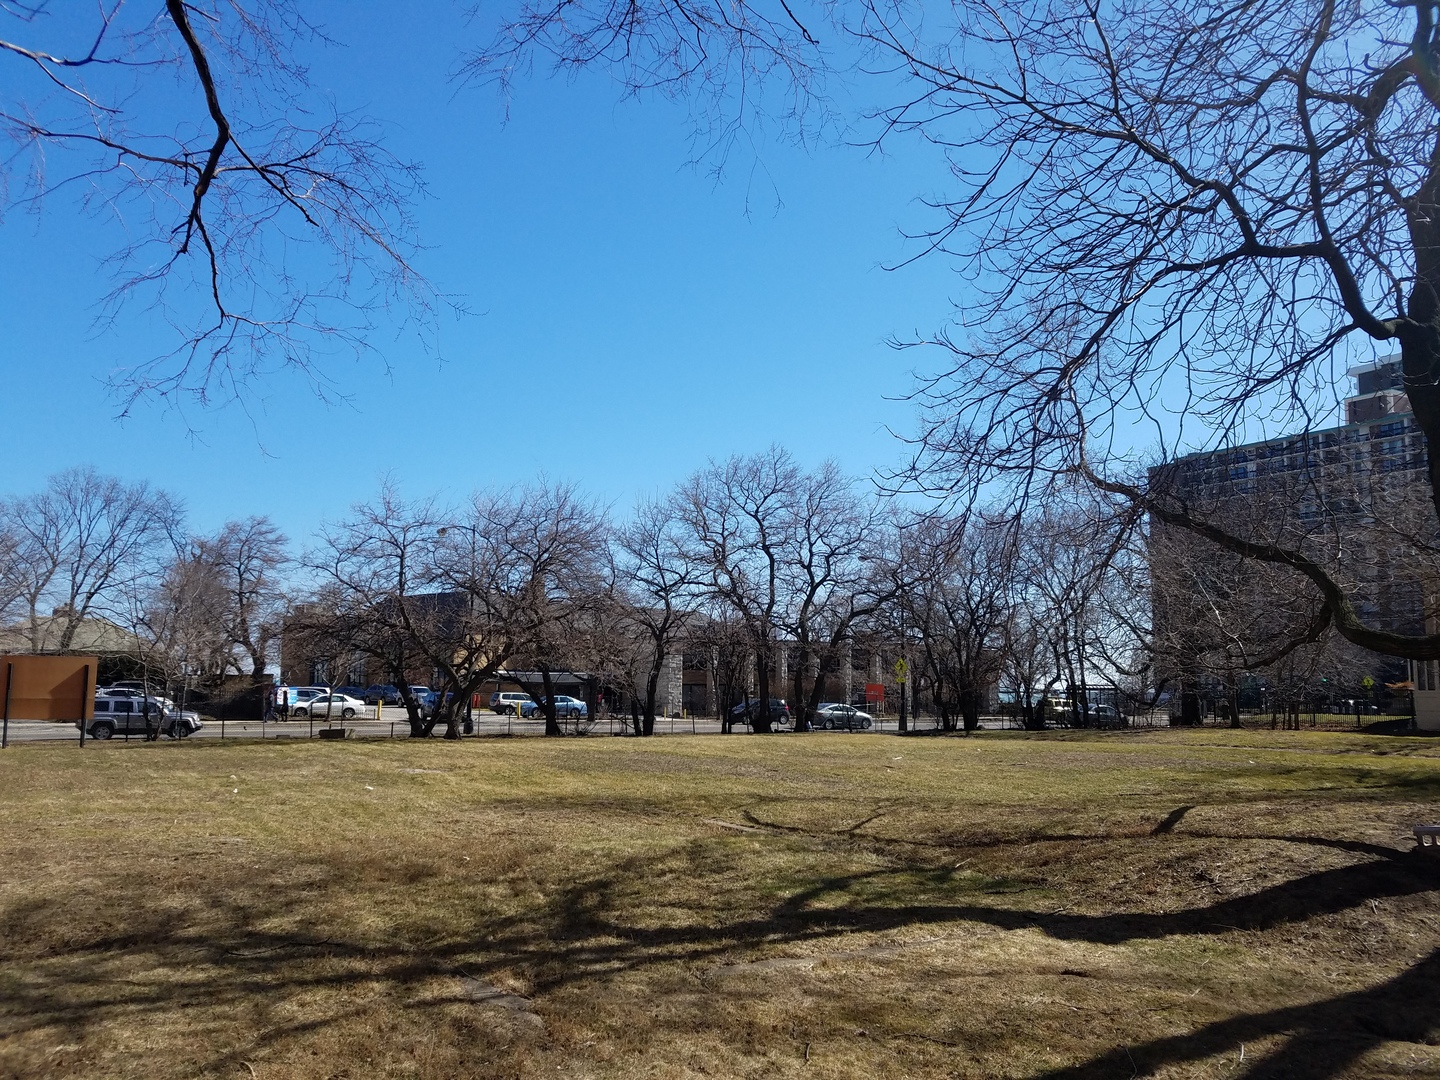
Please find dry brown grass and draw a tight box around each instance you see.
[4,728,1440,1079]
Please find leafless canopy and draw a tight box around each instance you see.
[850,0,1440,657]
[1,1,434,407]
[466,0,832,165]
[1,466,181,652]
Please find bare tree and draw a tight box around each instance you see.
[0,516,24,627]
[1,467,181,652]
[1,2,434,406]
[777,463,894,731]
[489,0,1440,662]
[477,483,611,737]
[193,516,291,676]
[904,513,1014,733]
[614,496,700,736]
[845,0,1440,659]
[299,480,610,740]
[468,0,830,168]
[117,541,231,731]
[302,485,452,737]
[676,448,801,733]
[685,609,755,733]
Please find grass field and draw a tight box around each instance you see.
[4,729,1440,1079]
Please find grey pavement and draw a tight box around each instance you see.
[0,707,1033,745]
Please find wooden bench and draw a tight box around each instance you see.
[1413,826,1440,849]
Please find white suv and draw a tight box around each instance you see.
[489,692,536,716]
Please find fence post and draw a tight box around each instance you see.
[2,662,11,749]
[79,664,90,747]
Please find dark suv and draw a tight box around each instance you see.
[364,684,403,706]
[729,698,791,726]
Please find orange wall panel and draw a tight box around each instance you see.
[1,656,97,721]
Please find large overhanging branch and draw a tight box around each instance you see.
[1080,461,1440,659]
[1240,599,1336,671]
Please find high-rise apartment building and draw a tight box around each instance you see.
[1151,356,1432,720]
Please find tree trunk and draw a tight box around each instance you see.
[643,660,660,738]
[1025,698,1046,731]
[792,646,811,733]
[960,686,981,733]
[1399,144,1440,524]
[585,678,599,733]
[541,668,562,736]
[801,669,830,734]
[754,649,774,734]
[1179,681,1202,727]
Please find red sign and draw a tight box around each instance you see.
[865,683,885,705]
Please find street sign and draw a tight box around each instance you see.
[894,659,908,684]
[1361,676,1375,690]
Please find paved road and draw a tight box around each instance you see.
[1,708,1026,744]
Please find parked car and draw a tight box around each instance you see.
[542,695,588,718]
[334,685,367,699]
[81,698,204,739]
[98,686,148,699]
[813,703,873,730]
[292,693,365,718]
[1089,704,1122,728]
[490,692,538,717]
[408,685,432,701]
[729,698,792,726]
[106,681,164,696]
[99,687,182,711]
[364,684,403,706]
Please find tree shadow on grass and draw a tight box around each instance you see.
[3,830,1439,1075]
[1030,946,1440,1079]
[498,836,1440,982]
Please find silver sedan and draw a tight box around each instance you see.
[813,703,874,730]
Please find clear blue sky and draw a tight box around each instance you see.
[0,4,959,542]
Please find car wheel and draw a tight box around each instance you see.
[90,722,114,740]
[862,719,872,729]
[342,708,356,719]
[294,707,308,717]
[822,718,834,730]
